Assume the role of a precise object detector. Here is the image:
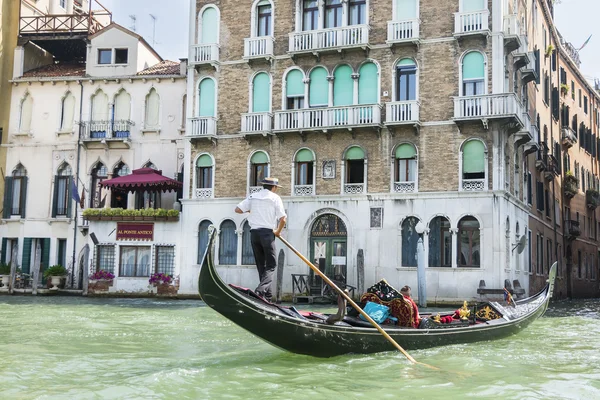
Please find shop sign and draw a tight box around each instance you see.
[116,223,154,241]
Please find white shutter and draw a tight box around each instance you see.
[61,93,76,131]
[20,94,33,132]
[145,89,160,128]
[114,90,131,121]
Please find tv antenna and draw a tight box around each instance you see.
[129,15,137,32]
[149,14,157,47]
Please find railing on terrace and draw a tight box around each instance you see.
[462,179,486,192]
[82,120,133,140]
[188,117,217,137]
[244,36,275,58]
[387,19,419,42]
[454,10,489,35]
[289,25,369,53]
[274,105,381,131]
[344,183,365,195]
[19,0,111,35]
[293,185,314,196]
[393,181,416,193]
[503,14,521,36]
[453,93,523,122]
[386,101,420,124]
[241,113,272,134]
[195,188,214,199]
[191,43,219,64]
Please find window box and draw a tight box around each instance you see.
[82,208,180,222]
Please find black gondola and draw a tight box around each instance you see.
[199,229,556,357]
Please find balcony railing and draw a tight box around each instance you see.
[561,127,577,148]
[191,43,219,65]
[385,101,420,125]
[454,10,489,35]
[244,36,275,58]
[344,183,365,195]
[515,113,534,146]
[462,179,486,192]
[387,19,419,43]
[241,113,272,134]
[293,185,314,196]
[19,1,112,36]
[274,105,382,131]
[503,14,522,51]
[195,188,214,199]
[188,117,217,137]
[566,220,581,238]
[393,181,416,193]
[289,25,369,53]
[453,93,523,123]
[82,120,133,140]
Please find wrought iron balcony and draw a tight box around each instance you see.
[274,105,382,132]
[454,10,490,37]
[241,113,272,135]
[386,19,420,45]
[188,117,217,137]
[385,101,420,126]
[288,25,369,54]
[244,36,275,59]
[190,43,219,65]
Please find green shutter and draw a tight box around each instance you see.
[463,140,485,173]
[395,144,416,159]
[20,177,28,219]
[251,151,268,164]
[252,73,271,113]
[201,7,218,44]
[22,238,32,274]
[42,238,51,269]
[197,154,213,167]
[462,0,485,12]
[398,58,415,67]
[333,65,353,107]
[51,176,59,218]
[309,67,328,107]
[463,52,485,80]
[286,69,304,97]
[346,146,365,160]
[295,149,313,162]
[66,177,73,219]
[1,238,7,264]
[358,63,378,105]
[3,177,13,219]
[199,78,215,117]
[396,0,417,20]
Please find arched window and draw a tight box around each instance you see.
[199,6,219,44]
[198,78,216,117]
[401,216,420,267]
[53,163,73,218]
[113,90,132,138]
[144,88,160,129]
[395,59,416,101]
[343,146,366,194]
[285,69,305,110]
[242,221,255,265]
[294,148,315,195]
[90,162,108,208]
[252,72,271,113]
[309,67,328,107]
[195,154,214,198]
[458,216,481,267]
[249,151,269,192]
[461,51,485,96]
[90,90,108,138]
[219,220,237,265]
[112,162,130,209]
[461,139,486,191]
[197,220,212,264]
[19,93,33,133]
[333,65,353,106]
[60,92,75,132]
[2,164,28,218]
[393,143,417,192]
[253,0,273,37]
[428,216,451,267]
[358,62,378,104]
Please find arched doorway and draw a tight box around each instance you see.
[310,213,348,285]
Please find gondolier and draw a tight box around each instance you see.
[235,177,287,302]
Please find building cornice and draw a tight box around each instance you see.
[10,74,186,84]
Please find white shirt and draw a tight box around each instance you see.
[237,189,287,230]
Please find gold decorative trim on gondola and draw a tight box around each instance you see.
[475,305,502,321]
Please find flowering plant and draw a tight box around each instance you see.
[90,270,115,280]
[149,273,173,285]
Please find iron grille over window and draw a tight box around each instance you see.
[155,246,175,275]
[96,245,116,274]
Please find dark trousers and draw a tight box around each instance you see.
[250,228,277,301]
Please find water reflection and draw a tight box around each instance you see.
[1,297,599,399]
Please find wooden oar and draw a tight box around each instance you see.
[277,234,436,369]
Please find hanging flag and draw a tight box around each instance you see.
[80,189,86,209]
[71,179,81,204]
[578,34,592,51]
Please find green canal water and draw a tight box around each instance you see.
[1,297,599,400]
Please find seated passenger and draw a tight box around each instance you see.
[400,285,421,328]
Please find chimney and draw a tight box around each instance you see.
[179,58,188,76]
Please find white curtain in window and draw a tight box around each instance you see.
[20,94,33,132]
[145,89,160,128]
[114,90,131,121]
[61,93,75,131]
[91,91,109,121]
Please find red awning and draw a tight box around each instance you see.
[100,168,183,193]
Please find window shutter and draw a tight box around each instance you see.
[20,177,28,218]
[66,177,73,218]
[252,73,271,113]
[21,238,32,274]
[286,70,304,97]
[51,175,59,218]
[309,67,328,107]
[397,0,418,19]
[462,140,485,173]
[201,7,218,44]
[295,149,313,162]
[534,49,540,84]
[345,146,365,160]
[358,62,378,105]
[199,79,216,117]
[1,238,7,264]
[91,91,109,121]
[42,238,51,270]
[114,90,131,121]
[3,177,13,219]
[462,52,485,80]
[333,65,353,107]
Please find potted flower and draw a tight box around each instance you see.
[89,269,115,292]
[545,44,554,58]
[0,263,11,288]
[560,83,569,96]
[132,209,144,221]
[167,209,180,221]
[155,208,168,221]
[109,208,124,221]
[83,208,101,221]
[43,264,68,291]
[142,208,156,221]
[99,208,111,221]
[121,209,136,221]
[564,171,578,198]
[149,272,176,295]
